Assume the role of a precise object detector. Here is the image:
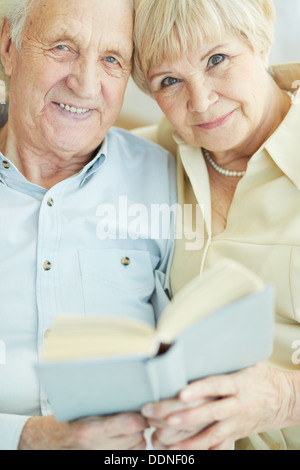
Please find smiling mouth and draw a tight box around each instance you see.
[197,109,237,130]
[55,102,91,115]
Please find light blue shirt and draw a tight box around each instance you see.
[0,127,176,450]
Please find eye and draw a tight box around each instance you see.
[161,77,180,88]
[104,56,119,65]
[55,45,70,52]
[207,54,226,69]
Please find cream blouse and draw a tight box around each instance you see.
[135,63,300,450]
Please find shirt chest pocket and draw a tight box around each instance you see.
[78,248,159,322]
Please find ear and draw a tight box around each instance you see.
[1,18,14,77]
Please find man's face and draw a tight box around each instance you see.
[4,0,133,157]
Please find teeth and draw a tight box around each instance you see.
[59,103,89,114]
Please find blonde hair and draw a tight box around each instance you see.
[133,0,276,95]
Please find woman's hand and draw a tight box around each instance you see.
[142,364,298,450]
[142,398,212,449]
[18,413,148,450]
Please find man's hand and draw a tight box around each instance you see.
[142,364,299,450]
[19,413,148,450]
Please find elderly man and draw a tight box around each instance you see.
[0,0,176,450]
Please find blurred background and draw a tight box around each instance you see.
[116,0,300,130]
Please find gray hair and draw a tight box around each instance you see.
[0,0,34,49]
[1,0,135,49]
[0,0,134,97]
[0,0,34,93]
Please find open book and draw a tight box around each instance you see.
[37,259,274,422]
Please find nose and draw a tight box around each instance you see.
[66,59,101,101]
[187,79,219,114]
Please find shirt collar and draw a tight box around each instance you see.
[0,138,107,190]
[78,138,107,187]
[262,63,300,189]
[268,63,300,93]
[264,88,300,189]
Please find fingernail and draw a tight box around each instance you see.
[168,415,182,426]
[142,403,154,417]
[180,389,193,402]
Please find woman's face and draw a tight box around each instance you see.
[148,32,274,154]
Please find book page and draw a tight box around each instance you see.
[42,316,158,361]
[41,259,265,361]
[157,258,265,344]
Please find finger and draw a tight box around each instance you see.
[196,419,236,451]
[142,398,188,420]
[180,374,239,404]
[210,439,235,451]
[146,416,202,431]
[168,420,234,451]
[166,397,238,429]
[151,433,169,450]
[146,417,170,428]
[154,426,202,446]
[142,398,207,421]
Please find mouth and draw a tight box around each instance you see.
[53,102,92,116]
[196,109,237,130]
[57,102,90,114]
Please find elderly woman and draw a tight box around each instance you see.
[133,0,300,451]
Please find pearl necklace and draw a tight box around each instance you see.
[202,148,246,178]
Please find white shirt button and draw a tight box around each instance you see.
[121,257,131,266]
[44,329,51,339]
[1,161,10,169]
[43,261,52,271]
[271,443,281,450]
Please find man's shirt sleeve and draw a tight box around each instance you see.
[0,414,31,450]
[151,150,177,320]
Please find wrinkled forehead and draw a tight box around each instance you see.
[27,0,134,24]
[25,0,134,52]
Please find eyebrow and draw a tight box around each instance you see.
[106,49,132,62]
[149,43,230,81]
[45,35,132,64]
[44,27,132,61]
[149,70,174,81]
[201,43,230,61]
